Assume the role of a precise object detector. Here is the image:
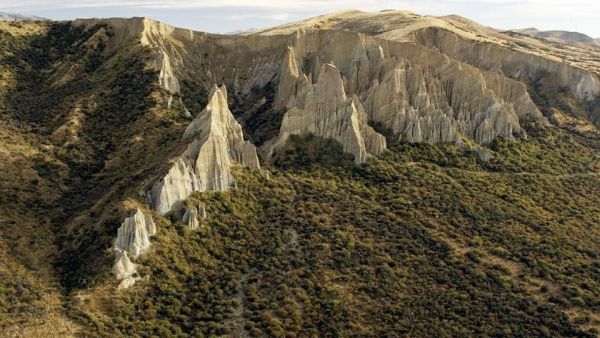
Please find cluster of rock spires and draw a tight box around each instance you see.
[268,47,386,164]
[265,30,544,157]
[78,16,597,168]
[112,209,156,289]
[112,84,260,289]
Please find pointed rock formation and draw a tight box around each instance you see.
[111,209,156,289]
[182,206,200,230]
[264,30,545,150]
[112,250,137,289]
[198,203,207,219]
[275,46,302,107]
[149,158,201,216]
[114,208,156,258]
[156,50,180,94]
[153,49,189,111]
[269,47,386,164]
[150,85,260,215]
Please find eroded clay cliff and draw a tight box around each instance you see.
[267,47,386,164]
[114,208,156,258]
[111,208,156,289]
[149,85,260,215]
[265,29,544,152]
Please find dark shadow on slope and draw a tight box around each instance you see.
[272,134,356,171]
[3,21,160,291]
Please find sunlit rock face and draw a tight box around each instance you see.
[268,47,386,164]
[111,209,156,289]
[267,30,544,153]
[114,208,156,258]
[411,28,600,102]
[112,250,137,290]
[182,206,199,230]
[362,58,526,145]
[150,85,260,215]
[149,159,202,216]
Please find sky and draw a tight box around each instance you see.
[1,0,599,38]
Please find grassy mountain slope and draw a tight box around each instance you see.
[0,20,80,336]
[69,124,600,337]
[0,20,188,336]
[0,15,599,338]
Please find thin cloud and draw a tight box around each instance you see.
[229,13,292,21]
[1,0,348,10]
[1,0,598,37]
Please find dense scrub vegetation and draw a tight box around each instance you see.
[70,121,600,337]
[0,21,82,334]
[231,81,287,146]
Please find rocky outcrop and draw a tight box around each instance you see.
[156,50,180,94]
[412,28,600,102]
[150,85,260,215]
[364,58,528,144]
[153,47,189,111]
[112,250,137,289]
[114,208,156,258]
[111,209,156,289]
[148,159,201,216]
[269,47,386,164]
[266,30,544,150]
[198,203,207,219]
[255,10,600,104]
[476,147,494,162]
[182,206,200,230]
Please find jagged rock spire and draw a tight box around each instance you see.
[112,250,137,281]
[114,208,156,258]
[182,206,200,230]
[111,209,156,289]
[150,85,260,215]
[269,57,386,164]
[276,46,302,107]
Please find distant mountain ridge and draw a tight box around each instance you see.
[511,27,599,47]
[0,11,48,21]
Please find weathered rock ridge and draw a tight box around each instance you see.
[412,28,600,102]
[265,30,544,152]
[268,47,386,163]
[74,16,558,158]
[149,85,260,215]
[254,10,600,103]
